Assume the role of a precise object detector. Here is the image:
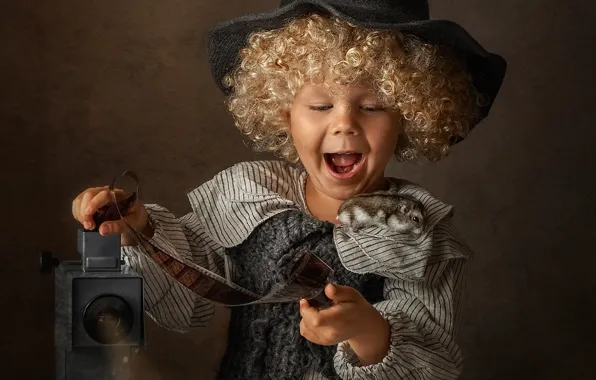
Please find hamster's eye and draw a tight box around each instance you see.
[412,216,419,223]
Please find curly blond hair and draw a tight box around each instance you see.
[223,14,484,163]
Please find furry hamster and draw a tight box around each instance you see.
[337,191,426,236]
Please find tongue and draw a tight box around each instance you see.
[330,153,360,166]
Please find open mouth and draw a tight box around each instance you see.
[324,152,365,179]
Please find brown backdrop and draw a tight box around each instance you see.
[2,0,595,379]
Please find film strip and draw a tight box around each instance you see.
[92,170,333,308]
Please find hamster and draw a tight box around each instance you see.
[337,191,426,236]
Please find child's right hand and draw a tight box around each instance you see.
[71,186,151,246]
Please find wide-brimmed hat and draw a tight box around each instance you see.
[207,0,507,130]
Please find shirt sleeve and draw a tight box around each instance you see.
[333,218,471,379]
[121,203,228,332]
[119,160,305,333]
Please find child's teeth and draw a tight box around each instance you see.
[330,153,359,166]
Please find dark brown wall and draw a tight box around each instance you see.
[2,0,594,379]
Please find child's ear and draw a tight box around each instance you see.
[283,109,292,131]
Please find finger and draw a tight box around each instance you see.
[301,297,346,322]
[79,190,102,228]
[300,318,342,346]
[72,195,82,221]
[325,284,361,303]
[301,300,335,329]
[299,299,319,321]
[84,188,115,226]
[300,319,323,345]
[76,187,106,220]
[299,299,313,317]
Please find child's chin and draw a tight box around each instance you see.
[319,182,363,201]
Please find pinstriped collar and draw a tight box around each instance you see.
[188,160,469,282]
[333,178,468,282]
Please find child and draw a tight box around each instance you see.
[72,1,506,379]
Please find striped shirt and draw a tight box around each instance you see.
[122,160,473,380]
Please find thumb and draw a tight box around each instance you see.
[325,283,360,303]
[98,219,127,236]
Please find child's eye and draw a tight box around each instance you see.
[308,105,333,111]
[361,106,384,112]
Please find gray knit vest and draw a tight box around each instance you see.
[216,210,385,380]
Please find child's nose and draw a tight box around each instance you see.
[331,110,360,136]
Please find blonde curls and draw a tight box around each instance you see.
[223,14,483,163]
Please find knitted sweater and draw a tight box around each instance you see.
[216,209,385,380]
[122,160,473,380]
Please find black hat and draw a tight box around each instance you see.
[207,0,507,127]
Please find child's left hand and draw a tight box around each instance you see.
[299,283,387,346]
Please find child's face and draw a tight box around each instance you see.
[288,81,401,200]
